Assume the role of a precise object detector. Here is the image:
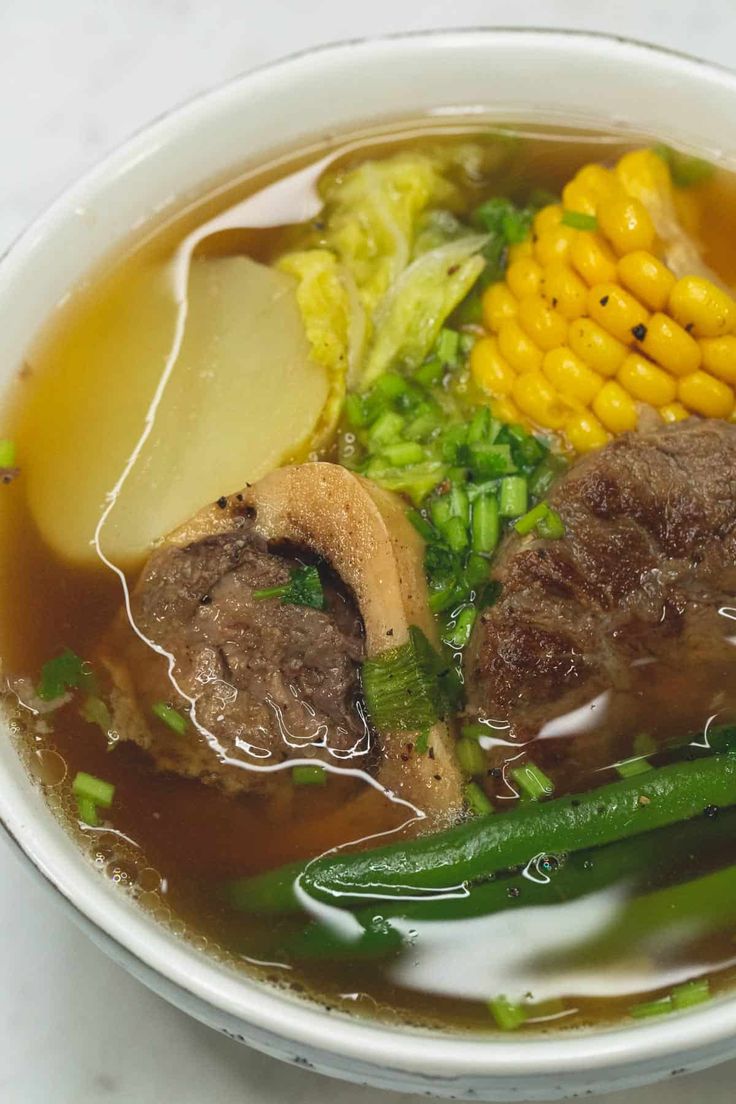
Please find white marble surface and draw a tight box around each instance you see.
[2,1,736,1100]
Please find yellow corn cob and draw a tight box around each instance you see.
[472,147,736,451]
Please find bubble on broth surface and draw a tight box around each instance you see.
[28,748,67,786]
[136,866,162,892]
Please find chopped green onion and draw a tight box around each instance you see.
[406,509,436,542]
[499,475,528,518]
[652,144,714,188]
[456,736,486,776]
[436,328,460,366]
[72,771,115,809]
[252,565,325,610]
[513,501,549,536]
[38,649,92,702]
[345,393,368,429]
[365,460,446,506]
[367,410,405,448]
[536,506,566,539]
[152,702,188,736]
[80,695,112,733]
[76,796,100,827]
[429,493,452,530]
[468,442,515,480]
[471,494,500,553]
[510,761,554,801]
[440,423,469,463]
[466,406,492,445]
[441,515,469,553]
[361,626,455,732]
[292,764,327,786]
[404,408,440,441]
[630,996,673,1019]
[414,356,445,388]
[374,371,411,402]
[462,723,493,741]
[444,607,477,650]
[380,441,425,467]
[0,439,16,467]
[616,756,652,779]
[488,996,527,1031]
[465,552,490,589]
[464,781,494,817]
[414,729,430,755]
[635,732,657,757]
[561,210,598,231]
[671,979,710,1010]
[448,483,470,525]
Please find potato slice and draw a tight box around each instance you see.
[23,256,328,567]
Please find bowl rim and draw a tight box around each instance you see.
[3,24,736,1082]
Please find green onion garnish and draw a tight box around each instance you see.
[464,781,494,817]
[441,515,469,553]
[367,410,405,449]
[471,494,500,553]
[510,761,555,801]
[406,509,437,542]
[292,764,327,786]
[561,210,598,231]
[443,607,477,651]
[456,736,486,776]
[436,327,460,367]
[414,729,430,755]
[498,475,528,518]
[80,695,112,733]
[38,649,92,702]
[488,995,527,1031]
[0,439,16,467]
[76,796,100,827]
[652,144,714,188]
[72,771,115,809]
[513,501,549,536]
[361,626,457,732]
[616,756,652,779]
[630,996,673,1019]
[380,441,425,467]
[152,702,188,736]
[536,506,565,539]
[252,564,325,610]
[671,979,710,1009]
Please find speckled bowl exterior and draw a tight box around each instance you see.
[2,29,736,1100]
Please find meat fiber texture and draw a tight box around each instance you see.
[466,419,736,765]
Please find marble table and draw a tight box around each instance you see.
[2,1,736,1100]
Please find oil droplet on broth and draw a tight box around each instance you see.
[29,748,67,786]
[136,866,162,892]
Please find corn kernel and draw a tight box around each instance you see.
[617,352,677,406]
[593,380,639,433]
[588,283,650,344]
[535,225,577,266]
[570,232,618,286]
[512,371,568,430]
[497,318,543,373]
[491,396,524,425]
[617,251,676,311]
[597,196,656,255]
[568,317,628,377]
[482,283,518,332]
[533,204,563,237]
[543,347,603,405]
[659,401,690,424]
[678,370,734,418]
[636,312,701,376]
[699,335,736,384]
[507,257,543,300]
[669,275,736,338]
[508,240,534,263]
[616,149,673,208]
[542,263,588,319]
[517,295,568,351]
[565,409,610,453]
[562,180,597,216]
[574,164,622,205]
[470,337,516,397]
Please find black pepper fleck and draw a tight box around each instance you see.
[704,804,720,818]
[216,496,228,509]
[631,323,647,341]
[599,295,609,306]
[200,594,212,605]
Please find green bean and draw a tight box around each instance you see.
[225,751,736,914]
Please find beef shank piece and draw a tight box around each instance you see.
[466,419,736,765]
[102,463,462,819]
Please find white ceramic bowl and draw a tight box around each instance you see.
[2,28,736,1101]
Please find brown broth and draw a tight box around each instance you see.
[3,118,736,1034]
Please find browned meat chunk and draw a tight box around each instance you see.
[466,419,736,769]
